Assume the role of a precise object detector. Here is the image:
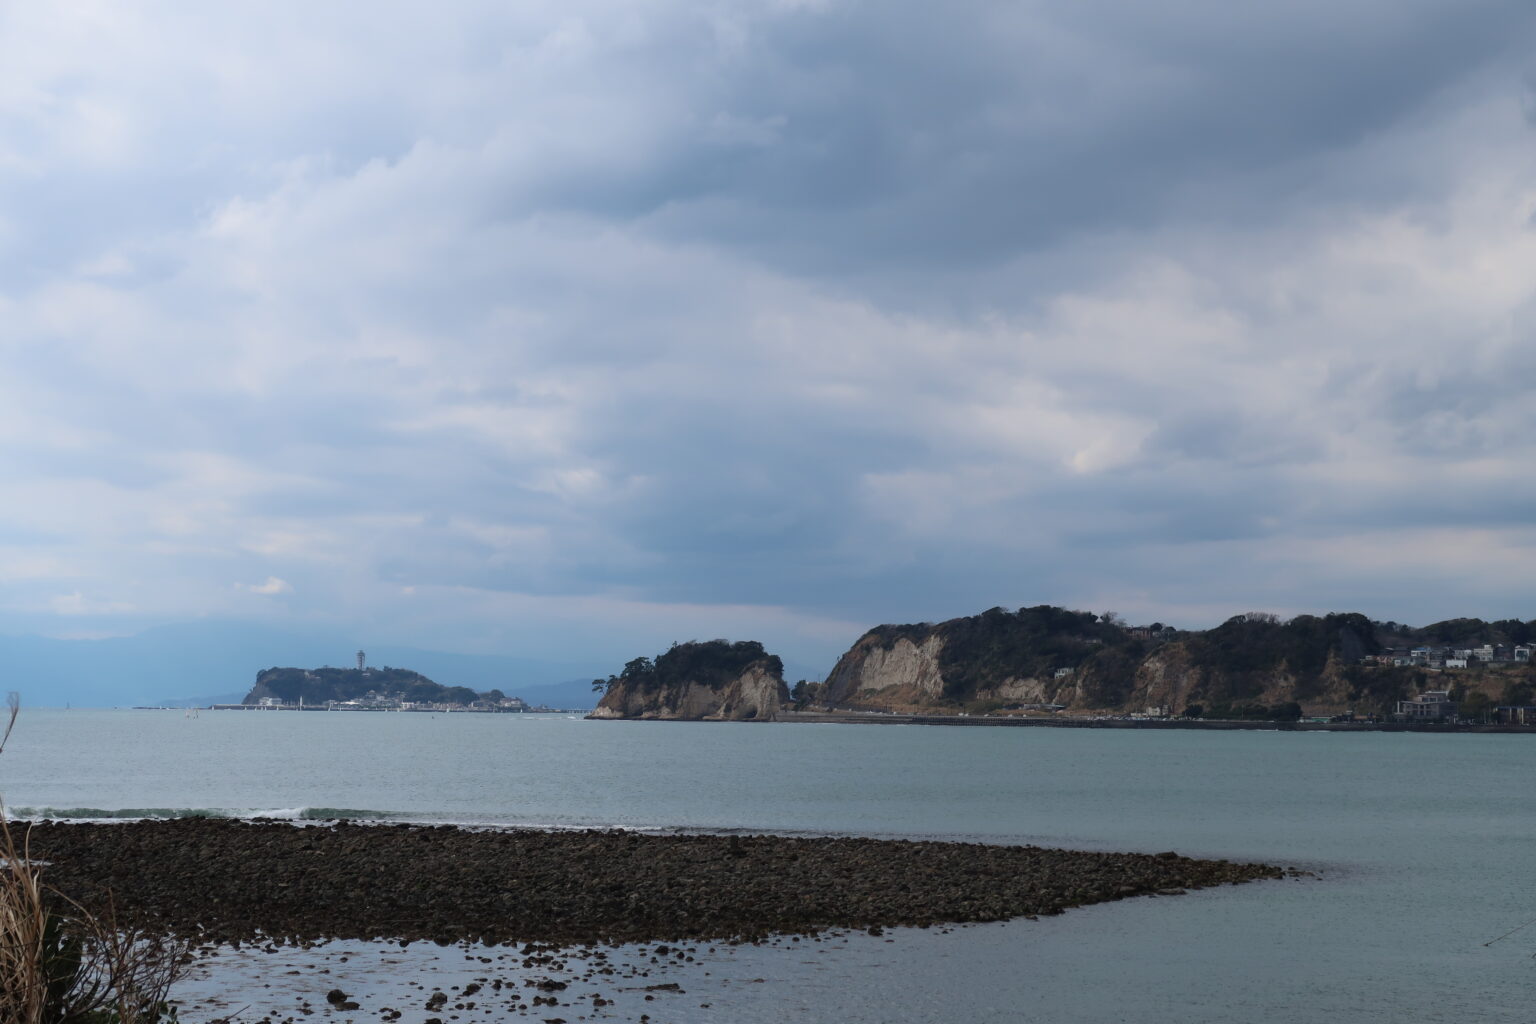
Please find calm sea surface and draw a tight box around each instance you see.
[3,709,1533,1022]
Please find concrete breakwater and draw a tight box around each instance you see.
[26,819,1287,947]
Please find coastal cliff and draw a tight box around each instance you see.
[589,640,790,720]
[819,606,1391,716]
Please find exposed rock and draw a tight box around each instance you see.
[817,605,1401,717]
[589,640,790,721]
[25,819,1287,947]
[823,635,947,708]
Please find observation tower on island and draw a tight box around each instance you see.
[356,650,366,672]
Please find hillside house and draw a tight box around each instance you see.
[1396,691,1457,722]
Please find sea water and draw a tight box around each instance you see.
[2,709,1533,1022]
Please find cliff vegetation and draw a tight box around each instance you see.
[243,666,491,707]
[821,606,1536,717]
[591,640,789,720]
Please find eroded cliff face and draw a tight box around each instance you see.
[1126,646,1360,714]
[816,608,1388,716]
[823,631,1083,710]
[821,634,1218,714]
[823,634,948,708]
[1124,644,1203,711]
[590,662,789,721]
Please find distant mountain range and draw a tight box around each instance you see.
[0,621,607,710]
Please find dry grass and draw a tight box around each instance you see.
[0,693,191,1024]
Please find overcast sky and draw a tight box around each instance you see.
[3,1,1535,672]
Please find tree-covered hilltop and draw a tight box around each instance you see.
[823,605,1536,717]
[1376,617,1536,647]
[1179,611,1378,709]
[589,640,790,721]
[849,605,1169,705]
[243,666,490,706]
[593,639,784,696]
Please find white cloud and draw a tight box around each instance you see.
[0,1,1534,667]
[48,591,136,616]
[241,577,293,596]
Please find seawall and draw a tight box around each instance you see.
[776,711,1536,733]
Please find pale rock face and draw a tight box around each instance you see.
[858,636,947,696]
[1130,647,1202,711]
[706,665,787,721]
[813,617,1393,717]
[989,677,1051,702]
[590,662,788,721]
[823,635,947,706]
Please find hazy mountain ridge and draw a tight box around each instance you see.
[1,622,605,709]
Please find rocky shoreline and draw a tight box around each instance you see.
[26,819,1288,947]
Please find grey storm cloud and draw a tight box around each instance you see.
[2,0,1535,670]
[516,0,1536,271]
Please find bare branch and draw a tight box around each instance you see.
[0,693,17,756]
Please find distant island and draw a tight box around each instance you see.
[591,607,1536,725]
[234,664,557,712]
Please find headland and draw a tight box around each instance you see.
[590,607,1536,726]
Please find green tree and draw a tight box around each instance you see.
[1269,701,1303,722]
[1500,680,1535,707]
[1460,691,1493,721]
